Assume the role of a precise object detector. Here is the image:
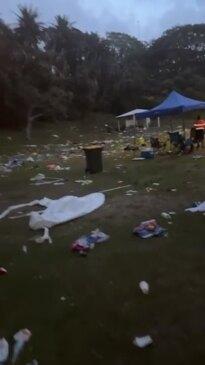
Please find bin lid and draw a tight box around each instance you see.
[83,145,103,150]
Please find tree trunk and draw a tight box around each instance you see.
[26,110,42,140]
[26,112,33,141]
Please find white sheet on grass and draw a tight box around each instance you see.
[185,201,205,213]
[29,193,105,229]
[0,193,105,242]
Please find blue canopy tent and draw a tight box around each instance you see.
[136,91,205,119]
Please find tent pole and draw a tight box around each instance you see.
[117,119,120,132]
[133,114,137,150]
[182,118,185,135]
[171,119,173,131]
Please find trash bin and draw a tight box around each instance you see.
[83,145,103,173]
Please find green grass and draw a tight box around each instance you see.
[0,122,205,364]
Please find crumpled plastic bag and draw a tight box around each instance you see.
[12,329,32,364]
[0,337,9,363]
[71,229,109,254]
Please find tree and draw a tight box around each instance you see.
[147,24,205,101]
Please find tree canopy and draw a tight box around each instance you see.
[1,6,205,134]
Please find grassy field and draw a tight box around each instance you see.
[0,121,205,365]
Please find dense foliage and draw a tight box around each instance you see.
[1,6,205,135]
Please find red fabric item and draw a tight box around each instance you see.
[194,120,205,130]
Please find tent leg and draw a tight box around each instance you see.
[182,119,185,135]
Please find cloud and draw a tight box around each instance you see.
[0,0,205,40]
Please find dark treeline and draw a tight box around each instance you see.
[1,6,205,137]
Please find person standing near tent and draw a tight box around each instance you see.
[193,115,205,148]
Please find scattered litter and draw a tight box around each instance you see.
[0,166,12,173]
[161,212,172,220]
[0,337,9,363]
[53,182,65,186]
[32,178,64,186]
[132,157,145,161]
[117,180,124,184]
[33,227,52,244]
[26,360,38,365]
[47,164,70,171]
[125,190,138,196]
[133,219,167,239]
[30,173,66,186]
[186,201,205,213]
[22,245,28,254]
[60,296,66,301]
[133,335,153,348]
[171,188,177,192]
[0,267,7,275]
[5,155,25,170]
[52,134,59,138]
[12,329,32,364]
[152,182,160,186]
[47,164,60,171]
[26,157,35,162]
[71,229,109,254]
[75,179,93,186]
[145,187,154,193]
[139,281,149,294]
[101,185,131,193]
[30,173,45,182]
[193,154,204,159]
[169,211,176,215]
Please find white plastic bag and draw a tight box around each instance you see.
[12,329,32,364]
[133,335,153,348]
[0,337,9,363]
[139,281,149,294]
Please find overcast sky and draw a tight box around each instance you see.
[1,0,205,41]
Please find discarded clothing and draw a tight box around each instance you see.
[71,229,109,254]
[185,201,205,213]
[133,219,166,239]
